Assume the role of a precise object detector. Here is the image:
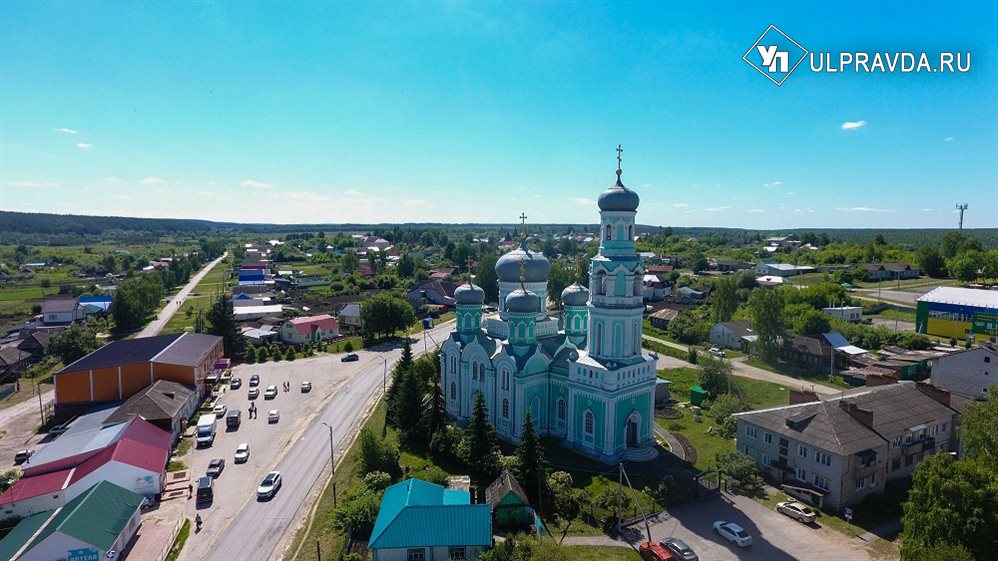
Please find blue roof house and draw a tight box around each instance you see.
[369,479,492,561]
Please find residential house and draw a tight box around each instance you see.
[756,275,787,288]
[733,381,958,511]
[40,298,82,326]
[232,304,284,322]
[782,335,832,367]
[102,379,197,440]
[485,471,532,528]
[0,346,31,381]
[337,303,362,329]
[648,308,679,330]
[361,236,391,250]
[280,314,339,345]
[368,478,492,561]
[242,324,279,346]
[709,321,757,352]
[929,343,998,398]
[642,274,671,301]
[406,280,464,309]
[78,296,112,319]
[646,264,674,275]
[823,306,863,323]
[857,263,920,281]
[0,481,143,561]
[16,331,52,359]
[755,262,815,277]
[711,259,754,272]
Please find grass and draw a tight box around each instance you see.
[165,519,191,561]
[563,545,641,560]
[325,336,364,354]
[868,307,916,323]
[167,461,187,472]
[160,259,230,335]
[744,357,851,389]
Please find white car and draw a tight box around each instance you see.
[777,501,817,523]
[213,404,228,418]
[234,443,250,463]
[301,381,312,393]
[257,471,282,499]
[264,385,278,399]
[713,521,752,547]
[268,410,280,423]
[709,347,726,357]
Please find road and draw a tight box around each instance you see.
[192,322,455,561]
[136,252,229,338]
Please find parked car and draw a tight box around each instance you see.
[709,347,726,357]
[301,381,312,393]
[230,377,242,389]
[341,353,359,362]
[248,387,260,399]
[206,458,225,478]
[196,475,214,504]
[257,471,282,499]
[249,374,260,387]
[213,404,228,418]
[777,501,817,524]
[638,541,674,561]
[713,521,752,547]
[268,410,280,423]
[660,538,698,561]
[14,449,34,464]
[234,443,250,463]
[264,385,278,399]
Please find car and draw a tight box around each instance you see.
[213,404,228,418]
[264,385,278,399]
[206,458,225,477]
[268,410,280,423]
[249,374,260,387]
[660,538,698,561]
[776,501,817,524]
[713,521,752,547]
[14,449,34,464]
[709,347,726,357]
[234,443,250,463]
[638,541,674,561]
[230,377,242,389]
[341,353,359,362]
[257,471,282,499]
[301,381,312,393]
[248,387,260,399]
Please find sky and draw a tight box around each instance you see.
[1,1,996,229]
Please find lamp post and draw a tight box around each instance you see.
[381,356,388,395]
[321,421,337,508]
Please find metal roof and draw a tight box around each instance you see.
[152,333,222,367]
[369,479,492,550]
[917,287,998,310]
[58,334,183,374]
[27,480,142,553]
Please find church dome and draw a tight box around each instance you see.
[495,241,550,283]
[505,287,540,314]
[597,172,640,212]
[561,282,590,307]
[454,282,485,305]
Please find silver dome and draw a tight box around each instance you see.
[454,282,485,305]
[495,240,550,283]
[505,287,540,314]
[561,282,590,307]
[597,174,640,212]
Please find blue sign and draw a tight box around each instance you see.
[68,548,100,561]
[422,317,432,330]
[844,507,854,520]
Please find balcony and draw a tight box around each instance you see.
[902,437,935,454]
[854,462,879,479]
[770,458,793,472]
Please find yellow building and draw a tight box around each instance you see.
[916,287,998,344]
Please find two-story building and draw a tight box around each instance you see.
[929,343,998,399]
[733,381,958,511]
[279,314,339,345]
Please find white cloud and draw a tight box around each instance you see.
[75,143,92,149]
[139,177,166,184]
[672,202,689,208]
[6,180,61,188]
[103,177,121,182]
[285,191,331,203]
[54,128,78,134]
[772,180,782,186]
[841,120,867,130]
[240,179,273,189]
[836,206,896,213]
[704,206,730,212]
[572,198,596,206]
[748,208,765,213]
[110,195,131,201]
[944,137,955,142]
[787,192,797,196]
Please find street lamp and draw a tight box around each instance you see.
[321,421,337,508]
[381,356,388,395]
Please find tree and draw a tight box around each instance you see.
[900,454,998,561]
[398,337,414,373]
[546,261,575,308]
[716,450,760,484]
[110,274,164,330]
[902,542,975,561]
[917,245,947,278]
[206,296,245,356]
[392,369,427,446]
[358,428,401,478]
[748,287,785,362]
[397,253,416,278]
[0,469,20,494]
[48,324,99,364]
[458,392,502,486]
[959,393,998,464]
[244,344,257,363]
[791,308,832,336]
[515,412,546,504]
[698,355,734,398]
[946,251,982,283]
[360,293,416,341]
[341,251,360,274]
[476,253,500,304]
[712,276,738,323]
[419,380,448,447]
[709,393,744,438]
[546,471,579,522]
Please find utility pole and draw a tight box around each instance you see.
[36,378,45,424]
[322,422,337,508]
[956,203,968,232]
[381,356,388,395]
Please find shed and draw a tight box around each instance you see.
[485,471,532,528]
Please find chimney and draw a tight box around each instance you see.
[789,388,820,405]
[865,374,897,387]
[915,382,951,407]
[839,400,875,430]
[164,391,175,399]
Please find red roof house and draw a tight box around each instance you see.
[279,314,340,345]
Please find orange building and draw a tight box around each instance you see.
[54,333,224,405]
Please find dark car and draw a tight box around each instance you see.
[230,377,242,389]
[206,458,225,478]
[661,538,698,561]
[14,449,34,464]
[341,353,359,362]
[249,374,261,387]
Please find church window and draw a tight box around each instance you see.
[595,324,602,355]
[502,398,510,419]
[557,398,566,420]
[502,371,509,390]
[584,411,594,435]
[450,382,456,400]
[605,224,611,240]
[628,224,633,240]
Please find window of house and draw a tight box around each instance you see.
[502,372,509,390]
[449,547,467,560]
[746,426,758,439]
[407,549,426,561]
[798,444,808,459]
[986,356,991,363]
[814,474,831,491]
[450,382,456,400]
[502,399,509,419]
[584,411,594,435]
[628,225,634,240]
[816,451,832,467]
[557,398,566,420]
[764,432,772,444]
[796,467,807,482]
[891,458,901,472]
[762,453,771,466]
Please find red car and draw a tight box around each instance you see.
[639,541,675,561]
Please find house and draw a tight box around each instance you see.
[361,236,391,250]
[16,331,52,359]
[102,379,197,440]
[646,264,674,275]
[756,275,787,288]
[734,381,958,511]
[78,295,113,318]
[54,333,224,405]
[485,471,532,528]
[369,478,492,561]
[430,267,455,279]
[929,343,998,399]
[755,262,815,277]
[231,304,284,321]
[712,259,754,272]
[337,303,362,329]
[40,298,82,325]
[642,274,671,301]
[823,306,864,322]
[0,481,143,561]
[280,314,339,345]
[709,321,757,352]
[915,286,998,345]
[242,324,279,346]
[673,286,705,302]
[406,280,464,309]
[857,263,920,281]
[782,335,831,367]
[0,345,31,379]
[237,268,266,285]
[648,308,679,330]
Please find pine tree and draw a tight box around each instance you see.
[244,344,257,363]
[286,346,296,361]
[459,392,501,487]
[419,381,447,447]
[393,370,427,446]
[206,296,245,356]
[398,338,414,372]
[515,412,547,504]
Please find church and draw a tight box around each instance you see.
[440,151,659,464]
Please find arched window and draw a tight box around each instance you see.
[595,323,602,355]
[450,382,456,400]
[502,371,509,390]
[628,224,634,240]
[584,411,595,435]
[557,398,566,420]
[605,224,611,240]
[502,398,510,419]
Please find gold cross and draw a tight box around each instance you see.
[466,255,474,276]
[519,258,526,283]
[575,256,583,281]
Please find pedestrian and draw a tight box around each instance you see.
[188,483,193,499]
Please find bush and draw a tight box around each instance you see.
[359,428,401,478]
[344,340,354,353]
[687,348,699,364]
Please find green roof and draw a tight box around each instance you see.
[0,511,51,561]
[369,479,492,549]
[14,481,142,556]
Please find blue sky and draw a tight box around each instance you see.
[1,1,996,228]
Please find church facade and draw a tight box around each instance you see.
[440,157,658,464]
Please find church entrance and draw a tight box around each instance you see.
[626,417,639,448]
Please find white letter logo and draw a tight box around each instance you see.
[743,25,810,86]
[757,45,789,73]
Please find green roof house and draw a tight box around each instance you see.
[485,471,533,529]
[0,480,143,561]
[369,478,492,561]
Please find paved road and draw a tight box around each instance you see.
[192,322,455,561]
[137,252,228,338]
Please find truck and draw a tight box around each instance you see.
[196,413,217,447]
[226,409,241,429]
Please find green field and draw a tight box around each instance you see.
[160,259,232,335]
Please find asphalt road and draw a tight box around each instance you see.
[190,323,454,561]
[137,252,229,338]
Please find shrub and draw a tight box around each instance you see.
[344,340,354,353]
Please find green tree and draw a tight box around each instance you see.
[709,393,744,438]
[917,245,947,278]
[418,380,448,447]
[546,471,579,522]
[397,253,416,278]
[791,308,832,336]
[358,428,401,478]
[697,355,734,398]
[748,287,786,362]
[900,454,998,561]
[244,344,257,363]
[546,260,575,308]
[476,253,500,304]
[716,450,759,483]
[206,296,245,356]
[392,369,427,446]
[515,412,546,504]
[110,274,164,330]
[902,542,975,561]
[341,251,360,274]
[712,276,738,323]
[947,251,982,283]
[360,293,416,341]
[959,393,998,464]
[0,469,20,494]
[48,324,99,364]
[458,392,502,486]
